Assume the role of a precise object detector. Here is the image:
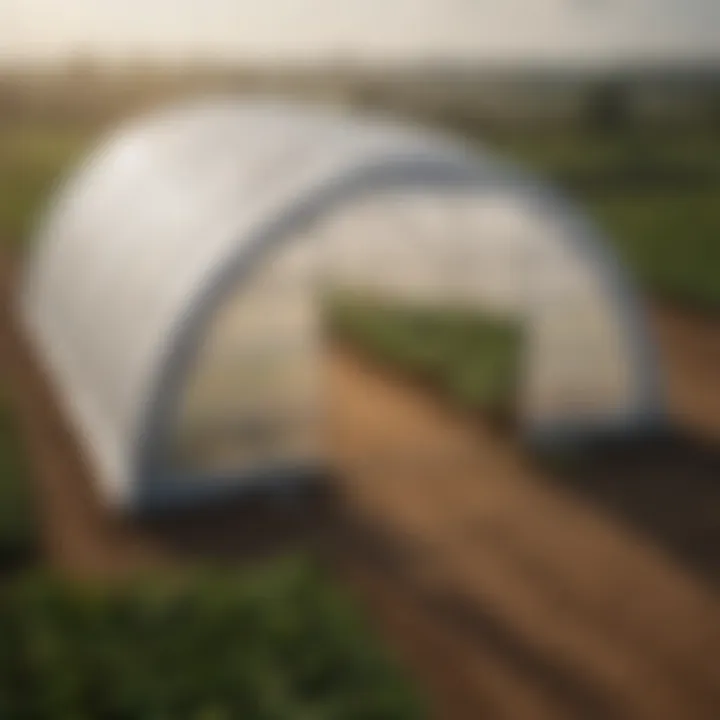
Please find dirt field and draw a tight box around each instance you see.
[2,254,719,720]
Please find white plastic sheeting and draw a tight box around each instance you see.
[19,98,664,511]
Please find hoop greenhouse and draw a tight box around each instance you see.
[19,98,665,512]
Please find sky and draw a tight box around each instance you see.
[0,0,718,66]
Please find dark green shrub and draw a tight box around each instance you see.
[0,559,424,720]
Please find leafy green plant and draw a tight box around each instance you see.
[0,560,424,720]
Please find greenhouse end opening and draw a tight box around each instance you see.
[18,98,666,513]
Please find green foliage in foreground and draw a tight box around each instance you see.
[0,394,37,573]
[0,560,424,720]
[325,293,523,416]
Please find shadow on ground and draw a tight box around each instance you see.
[535,428,720,588]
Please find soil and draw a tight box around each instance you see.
[2,254,718,720]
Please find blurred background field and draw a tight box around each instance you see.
[1,66,718,309]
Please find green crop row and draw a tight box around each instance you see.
[324,292,523,417]
[0,560,424,720]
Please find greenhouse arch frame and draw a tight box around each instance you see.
[20,99,665,511]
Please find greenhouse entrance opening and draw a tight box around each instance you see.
[168,184,658,496]
[170,189,535,488]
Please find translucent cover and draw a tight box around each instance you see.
[19,98,663,510]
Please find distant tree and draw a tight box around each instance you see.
[583,79,632,133]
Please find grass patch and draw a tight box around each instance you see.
[0,559,424,719]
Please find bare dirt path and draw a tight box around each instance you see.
[325,345,720,720]
[2,254,719,719]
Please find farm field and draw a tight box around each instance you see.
[490,129,720,310]
[0,94,718,719]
